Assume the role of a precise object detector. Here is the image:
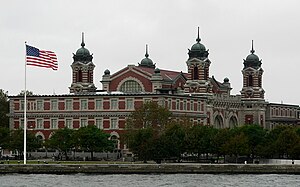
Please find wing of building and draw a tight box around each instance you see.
[8,30,300,150]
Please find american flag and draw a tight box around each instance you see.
[26,45,58,70]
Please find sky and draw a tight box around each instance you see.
[1,0,300,105]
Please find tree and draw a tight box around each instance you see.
[211,128,231,163]
[0,127,10,151]
[9,129,42,159]
[0,89,9,128]
[275,127,300,158]
[239,124,266,160]
[46,128,75,160]
[75,125,114,160]
[126,101,172,130]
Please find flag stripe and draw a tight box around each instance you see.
[26,45,58,70]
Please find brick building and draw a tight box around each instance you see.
[8,30,300,149]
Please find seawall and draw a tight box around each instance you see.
[0,164,300,174]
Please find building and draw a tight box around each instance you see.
[8,30,300,149]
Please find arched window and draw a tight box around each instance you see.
[248,75,253,87]
[193,66,199,80]
[120,80,142,93]
[77,70,82,82]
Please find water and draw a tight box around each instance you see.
[0,174,299,187]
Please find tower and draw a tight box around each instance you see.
[240,41,266,127]
[241,40,264,99]
[184,27,212,94]
[69,33,97,93]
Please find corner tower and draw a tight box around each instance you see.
[240,40,264,99]
[240,41,266,127]
[184,27,212,94]
[69,33,97,93]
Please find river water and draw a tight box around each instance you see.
[0,174,299,187]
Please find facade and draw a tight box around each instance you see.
[8,30,300,149]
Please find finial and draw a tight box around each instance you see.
[196,27,201,43]
[145,44,149,58]
[250,40,255,54]
[81,32,85,47]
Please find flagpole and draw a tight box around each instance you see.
[24,41,27,164]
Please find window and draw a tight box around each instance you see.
[81,99,88,110]
[66,99,72,110]
[111,99,118,110]
[248,75,253,87]
[96,118,103,129]
[190,100,194,111]
[51,119,58,129]
[176,99,180,110]
[66,119,73,129]
[80,118,88,127]
[37,100,43,111]
[95,99,102,110]
[197,101,201,111]
[193,66,199,80]
[120,80,142,93]
[110,118,118,129]
[183,100,187,111]
[51,100,58,110]
[168,99,172,109]
[20,119,24,129]
[36,119,43,129]
[126,98,134,110]
[20,101,24,111]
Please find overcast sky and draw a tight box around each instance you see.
[1,0,300,105]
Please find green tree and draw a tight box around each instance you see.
[46,128,75,160]
[9,129,42,159]
[239,124,266,160]
[211,128,231,163]
[0,127,10,150]
[76,125,114,160]
[275,127,300,158]
[126,101,172,130]
[222,132,250,163]
[186,125,217,160]
[0,89,9,128]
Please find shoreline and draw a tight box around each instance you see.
[0,164,300,174]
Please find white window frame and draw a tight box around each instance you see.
[111,98,118,110]
[36,118,43,129]
[37,100,43,111]
[50,118,58,129]
[95,118,103,129]
[51,99,58,111]
[65,118,73,129]
[126,98,134,110]
[80,118,88,127]
[66,99,72,110]
[95,99,103,110]
[176,99,180,110]
[190,100,194,111]
[110,118,118,129]
[80,99,88,110]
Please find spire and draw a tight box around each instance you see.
[250,40,255,54]
[145,44,149,58]
[81,32,85,47]
[196,27,201,43]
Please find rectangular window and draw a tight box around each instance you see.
[66,119,73,129]
[51,119,58,129]
[81,99,88,110]
[20,119,24,129]
[20,101,24,111]
[183,100,187,111]
[51,100,58,111]
[95,99,103,110]
[36,119,43,129]
[126,98,134,110]
[111,99,118,110]
[168,99,172,109]
[197,101,201,111]
[37,100,43,111]
[190,100,194,111]
[110,118,118,129]
[96,118,103,129]
[66,99,72,110]
[80,118,88,127]
[176,99,180,110]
